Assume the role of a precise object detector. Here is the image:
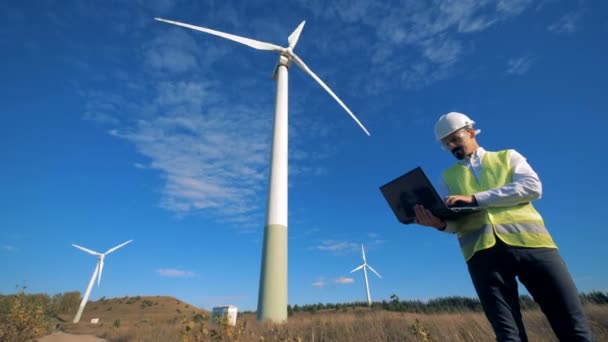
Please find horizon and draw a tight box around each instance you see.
[1,0,607,311]
[9,288,607,313]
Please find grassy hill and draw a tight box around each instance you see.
[56,296,210,336]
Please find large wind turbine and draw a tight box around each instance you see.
[72,240,132,323]
[154,18,370,322]
[350,244,382,307]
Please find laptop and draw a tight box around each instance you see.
[379,166,482,224]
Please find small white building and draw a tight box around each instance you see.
[211,305,238,326]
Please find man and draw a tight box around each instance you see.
[414,112,594,341]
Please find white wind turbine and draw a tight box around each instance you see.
[350,244,382,307]
[72,240,132,323]
[154,18,370,322]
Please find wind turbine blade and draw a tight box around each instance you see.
[97,259,104,286]
[72,244,101,256]
[291,53,370,136]
[367,264,382,279]
[350,264,364,273]
[105,240,133,255]
[361,244,367,262]
[155,18,283,52]
[288,21,306,49]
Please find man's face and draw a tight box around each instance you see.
[441,128,473,160]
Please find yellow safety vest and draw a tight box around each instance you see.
[443,150,557,262]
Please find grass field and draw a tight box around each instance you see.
[2,292,607,341]
[57,297,608,341]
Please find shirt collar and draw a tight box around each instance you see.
[458,146,485,165]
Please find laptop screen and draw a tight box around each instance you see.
[379,167,444,224]
[379,167,481,224]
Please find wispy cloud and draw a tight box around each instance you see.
[506,55,536,75]
[497,0,534,16]
[297,0,536,91]
[548,10,584,35]
[133,162,148,169]
[1,245,17,252]
[84,34,274,225]
[312,277,326,287]
[421,36,463,66]
[317,240,359,253]
[142,28,202,74]
[333,277,354,284]
[81,89,126,125]
[316,239,385,254]
[109,99,271,223]
[157,268,197,278]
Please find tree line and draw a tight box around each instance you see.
[274,291,608,316]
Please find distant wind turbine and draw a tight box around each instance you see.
[351,244,382,307]
[72,240,132,323]
[154,18,370,322]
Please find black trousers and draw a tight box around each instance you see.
[467,238,594,342]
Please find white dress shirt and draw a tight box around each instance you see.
[439,147,542,233]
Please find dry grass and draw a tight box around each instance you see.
[236,306,608,342]
[56,300,608,342]
[55,296,208,337]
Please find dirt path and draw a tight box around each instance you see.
[38,332,109,342]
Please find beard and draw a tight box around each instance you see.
[451,146,466,160]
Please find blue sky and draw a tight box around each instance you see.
[1,0,607,311]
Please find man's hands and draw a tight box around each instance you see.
[445,195,477,207]
[414,195,478,231]
[414,204,446,230]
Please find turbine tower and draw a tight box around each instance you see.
[154,18,370,322]
[350,244,382,307]
[72,240,132,323]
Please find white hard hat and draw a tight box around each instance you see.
[434,112,479,141]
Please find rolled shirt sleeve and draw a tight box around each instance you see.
[473,150,542,207]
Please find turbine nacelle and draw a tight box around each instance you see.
[72,240,132,286]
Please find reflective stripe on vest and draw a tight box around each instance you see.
[443,150,557,261]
